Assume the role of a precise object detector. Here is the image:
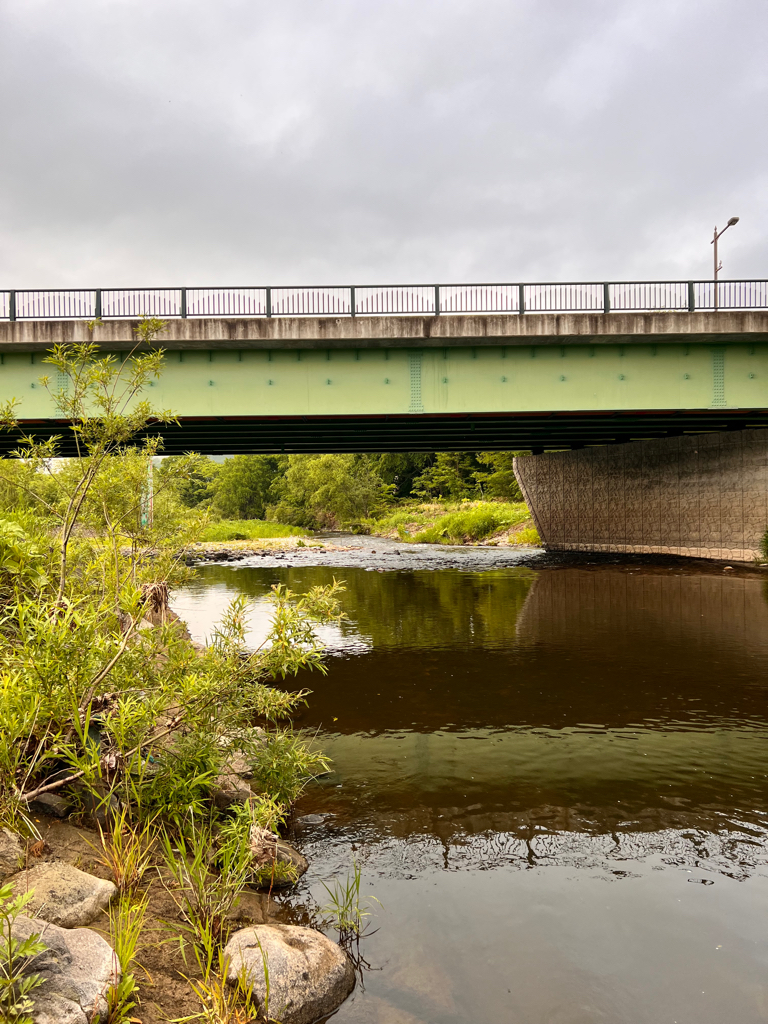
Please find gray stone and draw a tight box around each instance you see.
[0,827,23,879]
[212,772,254,810]
[12,914,118,1024]
[29,792,70,818]
[9,860,116,928]
[225,924,354,1024]
[274,839,309,882]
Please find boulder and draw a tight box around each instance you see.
[9,860,116,927]
[12,914,118,1024]
[29,792,70,818]
[273,839,309,886]
[0,827,23,879]
[225,924,354,1024]
[212,772,254,810]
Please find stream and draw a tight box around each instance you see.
[175,540,768,1024]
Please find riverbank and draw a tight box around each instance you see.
[189,534,768,578]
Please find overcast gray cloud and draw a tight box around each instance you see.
[0,0,766,288]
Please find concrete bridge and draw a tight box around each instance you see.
[1,279,767,560]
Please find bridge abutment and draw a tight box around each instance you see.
[514,429,768,562]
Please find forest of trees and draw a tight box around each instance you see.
[157,450,526,529]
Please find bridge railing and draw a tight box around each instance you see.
[1,281,766,320]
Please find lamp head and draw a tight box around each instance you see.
[727,216,740,226]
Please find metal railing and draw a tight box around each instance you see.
[1,280,766,321]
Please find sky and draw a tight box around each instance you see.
[0,0,766,289]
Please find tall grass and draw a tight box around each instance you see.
[104,894,149,1024]
[91,807,157,896]
[409,502,530,544]
[321,860,379,941]
[199,521,309,542]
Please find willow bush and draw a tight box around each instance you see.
[0,321,341,839]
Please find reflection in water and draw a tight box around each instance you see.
[175,564,768,1024]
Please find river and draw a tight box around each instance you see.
[175,541,768,1024]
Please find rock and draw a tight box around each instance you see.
[275,839,309,880]
[29,792,70,818]
[12,914,118,1024]
[225,888,273,925]
[212,772,254,810]
[0,827,23,879]
[225,924,354,1024]
[224,750,253,779]
[9,860,116,927]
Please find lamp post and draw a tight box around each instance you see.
[711,216,739,310]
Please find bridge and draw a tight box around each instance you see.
[2,280,768,561]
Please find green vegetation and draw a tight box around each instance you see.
[321,860,379,942]
[199,519,308,542]
[159,449,531,537]
[366,499,535,544]
[0,322,345,1020]
[408,502,531,544]
[0,883,46,1024]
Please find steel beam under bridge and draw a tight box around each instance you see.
[1,312,767,455]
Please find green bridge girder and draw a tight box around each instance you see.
[1,314,767,454]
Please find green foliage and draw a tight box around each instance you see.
[0,324,343,839]
[510,526,541,546]
[218,800,299,890]
[321,860,379,940]
[0,519,49,605]
[247,728,330,806]
[211,455,281,521]
[158,454,221,509]
[760,530,768,562]
[103,893,148,1024]
[199,520,308,542]
[161,816,252,977]
[411,452,481,500]
[92,807,157,896]
[368,453,435,497]
[174,950,257,1024]
[474,451,526,500]
[269,454,394,529]
[0,883,46,1024]
[409,501,530,544]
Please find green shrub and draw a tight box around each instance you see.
[409,502,530,544]
[509,526,541,546]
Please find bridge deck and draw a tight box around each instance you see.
[0,313,767,454]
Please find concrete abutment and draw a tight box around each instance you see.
[514,429,768,562]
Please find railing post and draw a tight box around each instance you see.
[687,281,695,313]
[350,286,356,317]
[603,282,611,313]
[266,287,272,318]
[434,285,440,315]
[94,289,102,319]
[180,288,187,319]
[8,291,16,322]
[518,283,525,314]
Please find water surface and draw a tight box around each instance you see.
[176,558,768,1024]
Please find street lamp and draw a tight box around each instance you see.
[711,216,739,310]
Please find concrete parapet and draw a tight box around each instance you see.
[1,310,767,351]
[514,429,768,562]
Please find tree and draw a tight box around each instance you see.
[157,454,220,509]
[270,454,393,528]
[210,455,281,520]
[411,452,481,500]
[368,453,435,497]
[474,451,525,500]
